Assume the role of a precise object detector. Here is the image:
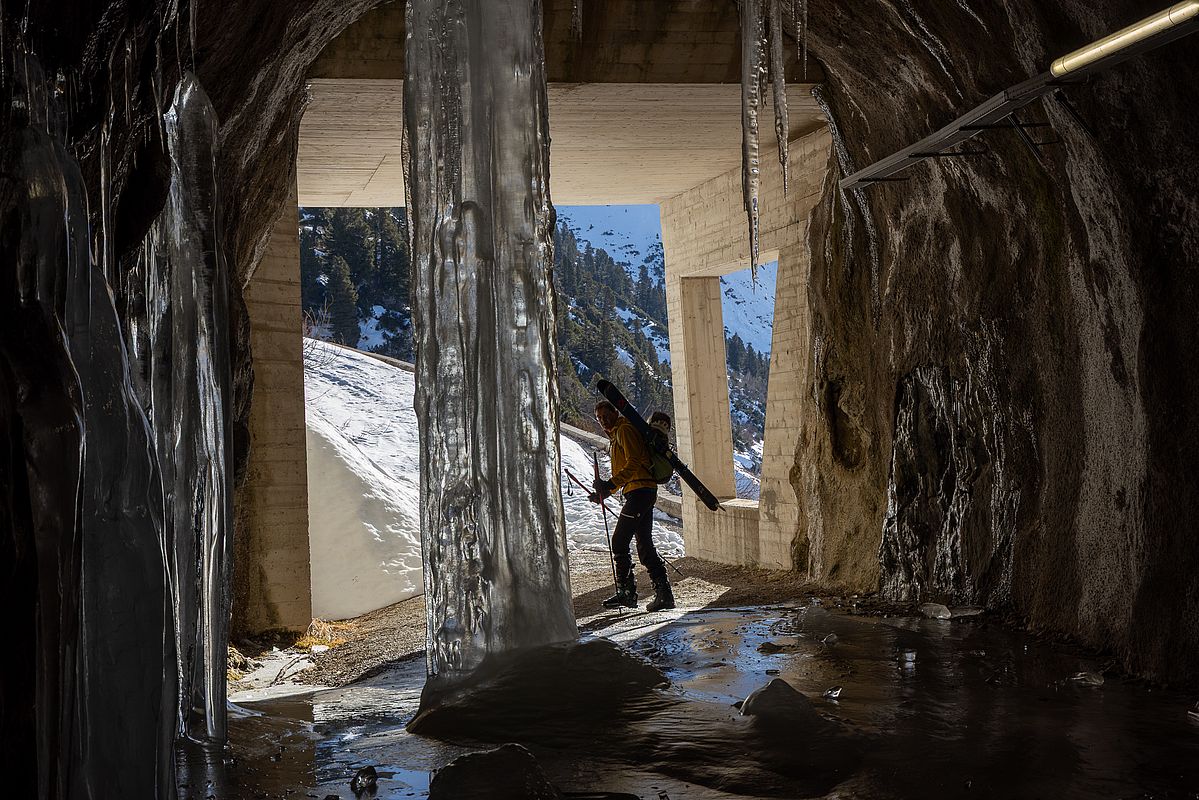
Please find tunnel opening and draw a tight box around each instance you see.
[4,0,1199,798]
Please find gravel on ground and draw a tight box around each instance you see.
[234,537,865,691]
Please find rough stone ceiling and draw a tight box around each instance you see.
[298,80,825,207]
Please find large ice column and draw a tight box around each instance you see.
[1,44,233,800]
[127,74,235,743]
[403,0,577,694]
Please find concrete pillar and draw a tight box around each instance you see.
[756,242,812,570]
[666,275,737,498]
[234,180,313,634]
[665,273,741,560]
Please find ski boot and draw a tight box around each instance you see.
[646,578,676,612]
[602,571,637,609]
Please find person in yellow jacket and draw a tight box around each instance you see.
[591,400,675,612]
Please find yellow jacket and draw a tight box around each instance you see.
[608,417,656,494]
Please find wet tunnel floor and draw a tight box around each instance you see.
[178,606,1199,799]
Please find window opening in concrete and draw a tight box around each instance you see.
[298,206,423,623]
[555,204,673,436]
[292,202,687,636]
[721,260,777,501]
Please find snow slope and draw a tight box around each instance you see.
[305,340,423,620]
[304,339,683,620]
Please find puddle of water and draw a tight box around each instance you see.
[629,607,1199,799]
[182,607,1199,799]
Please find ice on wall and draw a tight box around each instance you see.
[303,340,683,620]
[1,49,233,797]
[403,0,577,695]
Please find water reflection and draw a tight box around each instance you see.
[180,609,1199,799]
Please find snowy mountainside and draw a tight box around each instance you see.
[560,205,777,357]
[615,305,671,365]
[720,262,777,356]
[303,339,683,620]
[558,205,664,281]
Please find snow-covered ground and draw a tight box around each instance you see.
[304,340,423,620]
[303,339,683,620]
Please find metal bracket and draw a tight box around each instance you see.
[910,148,989,158]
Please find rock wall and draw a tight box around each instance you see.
[794,0,1199,683]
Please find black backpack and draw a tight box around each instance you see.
[644,425,674,485]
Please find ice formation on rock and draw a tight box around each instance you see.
[127,74,235,744]
[403,0,577,697]
[2,40,232,797]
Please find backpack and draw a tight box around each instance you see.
[644,424,674,485]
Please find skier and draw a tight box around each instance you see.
[591,400,676,612]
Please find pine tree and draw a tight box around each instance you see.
[326,256,360,345]
[374,209,410,308]
[299,208,332,312]
[635,261,653,314]
[727,333,745,373]
[328,208,374,310]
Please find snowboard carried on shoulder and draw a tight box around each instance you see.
[597,379,722,511]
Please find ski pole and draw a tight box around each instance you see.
[567,466,685,580]
[590,454,621,590]
[565,466,618,588]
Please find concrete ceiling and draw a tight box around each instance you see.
[298,79,826,207]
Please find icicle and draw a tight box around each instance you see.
[124,37,132,124]
[99,117,111,281]
[157,73,235,744]
[740,0,796,279]
[3,49,176,800]
[767,0,789,194]
[802,0,809,79]
[404,0,576,700]
[740,0,766,272]
[572,0,582,39]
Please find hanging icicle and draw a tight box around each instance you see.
[767,0,789,194]
[802,0,809,79]
[572,0,583,40]
[739,0,790,276]
[740,0,765,272]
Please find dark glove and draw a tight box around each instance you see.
[587,492,602,504]
[593,478,616,500]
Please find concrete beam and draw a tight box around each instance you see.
[308,0,824,85]
[298,81,824,207]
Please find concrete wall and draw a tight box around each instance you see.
[659,127,830,571]
[233,181,313,634]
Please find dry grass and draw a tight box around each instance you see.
[294,617,355,650]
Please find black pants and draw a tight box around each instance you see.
[611,488,667,585]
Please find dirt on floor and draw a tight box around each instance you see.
[235,546,896,690]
